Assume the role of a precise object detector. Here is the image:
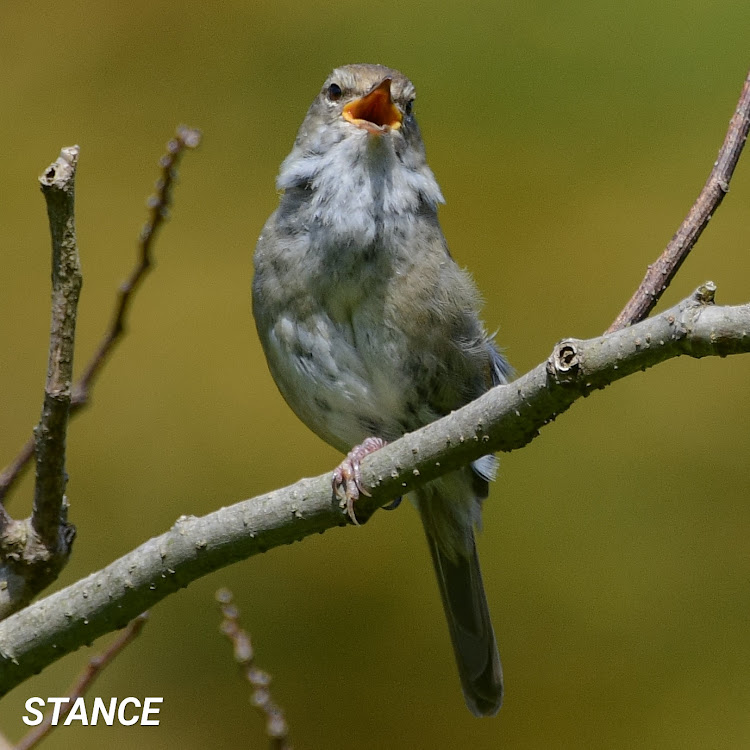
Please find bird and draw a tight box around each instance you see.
[252,63,511,717]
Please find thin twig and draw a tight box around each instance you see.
[73,125,201,403]
[0,126,201,504]
[607,68,750,333]
[14,613,148,750]
[31,146,82,550]
[216,589,292,750]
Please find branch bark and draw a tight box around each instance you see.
[0,284,747,696]
[31,146,81,548]
[0,148,82,616]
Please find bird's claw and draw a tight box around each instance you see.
[332,437,387,524]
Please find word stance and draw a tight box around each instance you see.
[23,697,162,726]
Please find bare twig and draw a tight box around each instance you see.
[0,149,85,618]
[74,125,201,404]
[0,285,747,695]
[607,69,750,333]
[14,613,148,750]
[216,589,292,750]
[29,145,82,552]
[0,126,202,504]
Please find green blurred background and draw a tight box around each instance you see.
[2,1,750,748]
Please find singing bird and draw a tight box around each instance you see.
[252,64,510,716]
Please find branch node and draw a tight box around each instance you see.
[38,146,79,190]
[548,340,581,382]
[694,280,717,306]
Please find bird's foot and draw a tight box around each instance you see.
[332,437,388,524]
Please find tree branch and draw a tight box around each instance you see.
[0,127,201,504]
[31,145,81,550]
[73,125,202,406]
[0,284,746,696]
[607,69,750,333]
[0,148,82,617]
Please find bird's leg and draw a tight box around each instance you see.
[332,436,389,524]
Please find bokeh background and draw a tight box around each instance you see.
[2,2,750,748]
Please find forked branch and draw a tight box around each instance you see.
[0,127,202,504]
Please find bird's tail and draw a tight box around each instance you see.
[416,472,503,717]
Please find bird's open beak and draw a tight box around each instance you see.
[342,78,403,135]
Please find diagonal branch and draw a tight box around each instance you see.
[73,125,202,405]
[607,69,750,333]
[0,284,746,696]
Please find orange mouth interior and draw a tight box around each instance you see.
[342,79,402,133]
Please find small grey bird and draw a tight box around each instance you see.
[252,64,510,716]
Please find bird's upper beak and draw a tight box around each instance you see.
[342,78,403,135]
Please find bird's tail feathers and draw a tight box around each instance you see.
[416,476,503,716]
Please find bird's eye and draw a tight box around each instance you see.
[327,83,343,101]
[405,99,414,116]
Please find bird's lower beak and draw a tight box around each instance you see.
[342,78,403,135]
